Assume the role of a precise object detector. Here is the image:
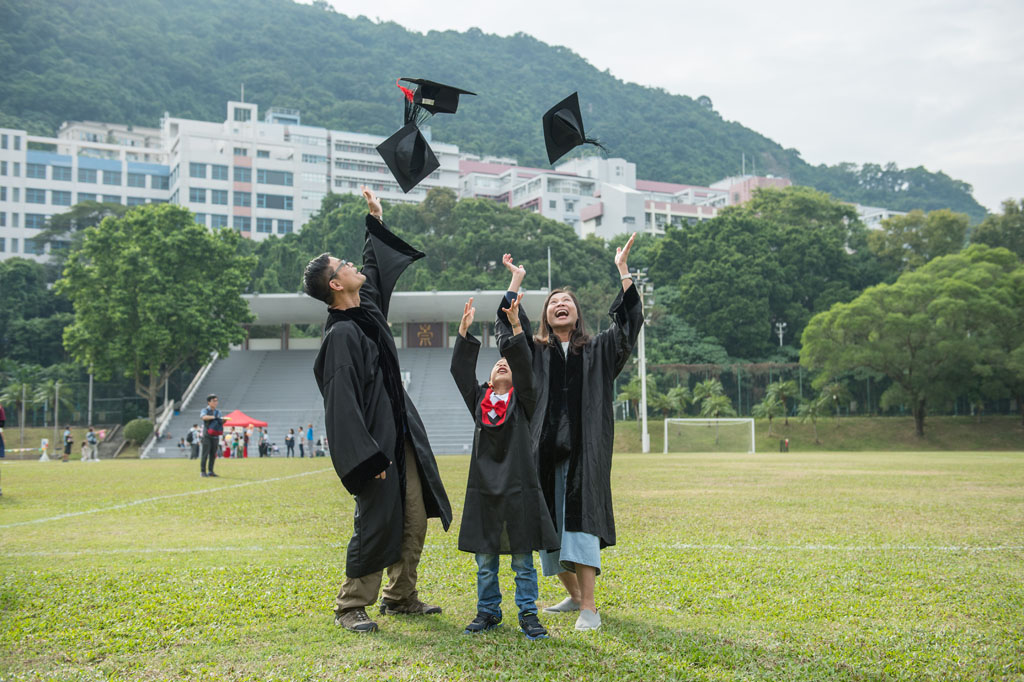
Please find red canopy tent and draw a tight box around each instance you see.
[222,409,268,428]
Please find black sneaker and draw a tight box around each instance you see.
[334,607,379,633]
[519,612,549,640]
[464,612,501,634]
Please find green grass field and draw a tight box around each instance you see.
[1,452,1022,681]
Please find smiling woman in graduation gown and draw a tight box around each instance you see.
[314,214,452,578]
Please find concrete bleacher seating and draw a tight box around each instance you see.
[152,345,501,458]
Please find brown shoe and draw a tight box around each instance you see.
[379,598,442,616]
[334,607,378,632]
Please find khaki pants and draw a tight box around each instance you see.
[335,443,428,613]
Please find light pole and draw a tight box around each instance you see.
[633,270,653,454]
[774,321,787,347]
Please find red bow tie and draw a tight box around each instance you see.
[480,387,513,426]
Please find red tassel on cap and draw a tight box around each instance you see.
[396,79,415,102]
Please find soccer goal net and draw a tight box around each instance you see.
[663,418,756,454]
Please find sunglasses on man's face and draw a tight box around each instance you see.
[331,260,355,280]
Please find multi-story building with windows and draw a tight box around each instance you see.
[0,101,460,261]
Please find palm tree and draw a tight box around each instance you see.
[0,362,41,446]
[819,381,851,424]
[752,394,783,436]
[692,378,725,404]
[617,373,657,421]
[766,380,799,425]
[798,396,829,444]
[698,392,737,445]
[665,386,692,416]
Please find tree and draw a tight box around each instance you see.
[751,394,783,436]
[867,209,970,277]
[765,380,798,425]
[692,378,736,444]
[617,373,657,421]
[971,198,1024,259]
[55,204,254,421]
[797,396,828,444]
[0,361,41,446]
[801,245,1020,437]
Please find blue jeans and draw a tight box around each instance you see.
[475,553,539,620]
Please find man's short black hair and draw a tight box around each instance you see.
[206,394,217,403]
[303,252,333,304]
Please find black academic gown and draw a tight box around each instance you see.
[450,331,559,555]
[314,215,452,578]
[495,284,643,549]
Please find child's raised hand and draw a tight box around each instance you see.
[502,293,524,333]
[459,297,476,337]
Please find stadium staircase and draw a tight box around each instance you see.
[149,346,500,458]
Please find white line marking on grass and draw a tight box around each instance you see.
[658,543,1024,552]
[0,468,334,530]
[5,543,448,558]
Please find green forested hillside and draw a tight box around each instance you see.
[0,0,986,220]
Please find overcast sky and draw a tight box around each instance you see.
[322,0,1021,213]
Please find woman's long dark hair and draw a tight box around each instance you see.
[533,288,590,353]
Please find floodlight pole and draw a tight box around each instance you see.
[634,269,650,454]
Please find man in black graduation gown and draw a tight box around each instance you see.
[304,188,452,633]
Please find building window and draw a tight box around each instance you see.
[233,192,251,207]
[302,154,328,164]
[233,167,252,183]
[189,187,206,203]
[52,190,72,206]
[13,136,20,151]
[256,217,273,233]
[12,188,18,202]
[79,168,97,183]
[623,216,636,225]
[24,238,45,255]
[103,170,122,185]
[189,162,206,178]
[210,189,228,205]
[256,169,293,186]
[151,174,170,190]
[27,163,47,179]
[127,196,146,206]
[277,219,293,234]
[0,134,6,149]
[234,108,251,122]
[9,237,17,251]
[211,214,228,228]
[549,200,557,210]
[25,213,48,229]
[0,212,4,227]
[78,193,97,203]
[52,166,72,182]
[257,150,270,158]
[233,216,251,231]
[0,161,5,175]
[26,188,46,204]
[0,237,4,251]
[211,164,228,180]
[103,195,121,204]
[12,162,19,177]
[11,213,18,227]
[233,147,248,156]
[256,193,293,210]
[127,172,146,187]
[594,216,602,227]
[0,187,5,201]
[194,213,207,226]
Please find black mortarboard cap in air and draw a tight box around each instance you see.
[376,122,440,193]
[398,78,476,115]
[542,91,605,165]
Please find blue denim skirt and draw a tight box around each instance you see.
[538,458,602,576]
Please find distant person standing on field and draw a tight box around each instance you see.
[298,427,305,457]
[0,403,6,459]
[306,423,314,457]
[188,424,201,460]
[62,425,73,462]
[285,428,295,457]
[84,427,100,462]
[199,394,224,478]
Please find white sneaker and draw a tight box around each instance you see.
[574,609,601,631]
[542,597,580,613]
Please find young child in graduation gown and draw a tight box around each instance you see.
[450,293,559,640]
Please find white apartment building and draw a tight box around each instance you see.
[0,101,460,261]
[458,154,790,240]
